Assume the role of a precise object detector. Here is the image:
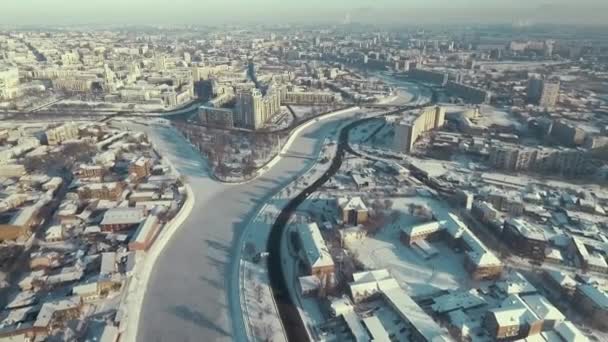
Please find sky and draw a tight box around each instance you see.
[1,0,607,26]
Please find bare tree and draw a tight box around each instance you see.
[255,284,264,303]
[244,242,256,257]
[383,199,393,211]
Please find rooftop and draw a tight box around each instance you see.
[297,222,334,269]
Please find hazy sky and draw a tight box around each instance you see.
[1,0,606,26]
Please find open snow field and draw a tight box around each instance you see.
[348,196,473,298]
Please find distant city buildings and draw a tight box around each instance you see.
[0,66,20,100]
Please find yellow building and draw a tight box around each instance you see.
[394,106,446,153]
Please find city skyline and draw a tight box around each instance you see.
[1,0,608,26]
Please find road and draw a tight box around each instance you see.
[133,107,365,342]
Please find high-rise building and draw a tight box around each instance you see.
[446,81,492,104]
[394,106,446,153]
[408,68,448,86]
[539,81,560,108]
[527,77,560,108]
[0,66,20,100]
[488,143,590,176]
[235,85,281,130]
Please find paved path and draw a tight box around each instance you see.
[134,108,363,342]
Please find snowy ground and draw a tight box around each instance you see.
[347,196,472,298]
[241,261,287,342]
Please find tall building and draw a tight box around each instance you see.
[394,106,446,153]
[235,85,281,130]
[408,68,448,86]
[527,77,560,108]
[45,123,79,146]
[446,81,492,104]
[0,66,20,100]
[550,120,586,146]
[488,143,590,176]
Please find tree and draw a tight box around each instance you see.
[244,242,256,257]
[383,199,393,211]
[254,284,264,303]
[243,155,257,177]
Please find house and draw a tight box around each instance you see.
[76,164,106,179]
[298,275,321,297]
[29,251,61,270]
[129,157,152,181]
[0,205,39,241]
[400,220,446,245]
[297,223,334,283]
[44,225,64,242]
[100,207,144,231]
[543,270,577,297]
[485,295,539,340]
[33,297,82,336]
[485,293,565,340]
[573,284,608,331]
[128,214,161,251]
[78,182,125,201]
[553,321,589,342]
[348,269,396,303]
[337,197,368,225]
[503,218,548,261]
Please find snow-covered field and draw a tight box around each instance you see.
[348,196,472,298]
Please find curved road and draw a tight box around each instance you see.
[134,107,365,342]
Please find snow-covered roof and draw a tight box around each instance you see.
[343,311,369,342]
[544,270,577,288]
[45,225,63,241]
[338,197,367,211]
[352,269,390,283]
[490,305,535,328]
[298,275,320,293]
[381,284,452,342]
[497,272,537,295]
[577,284,608,310]
[130,214,159,245]
[431,290,487,314]
[349,269,399,302]
[362,316,390,342]
[8,205,38,227]
[401,220,446,237]
[34,296,81,328]
[506,217,547,242]
[297,223,334,269]
[329,296,355,316]
[521,294,565,322]
[100,207,144,226]
[553,321,588,342]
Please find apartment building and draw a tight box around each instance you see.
[394,106,446,153]
[45,123,79,146]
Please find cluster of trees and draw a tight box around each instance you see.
[362,198,396,235]
[175,122,286,180]
[23,141,97,176]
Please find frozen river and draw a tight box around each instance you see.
[133,73,424,342]
[133,108,364,342]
